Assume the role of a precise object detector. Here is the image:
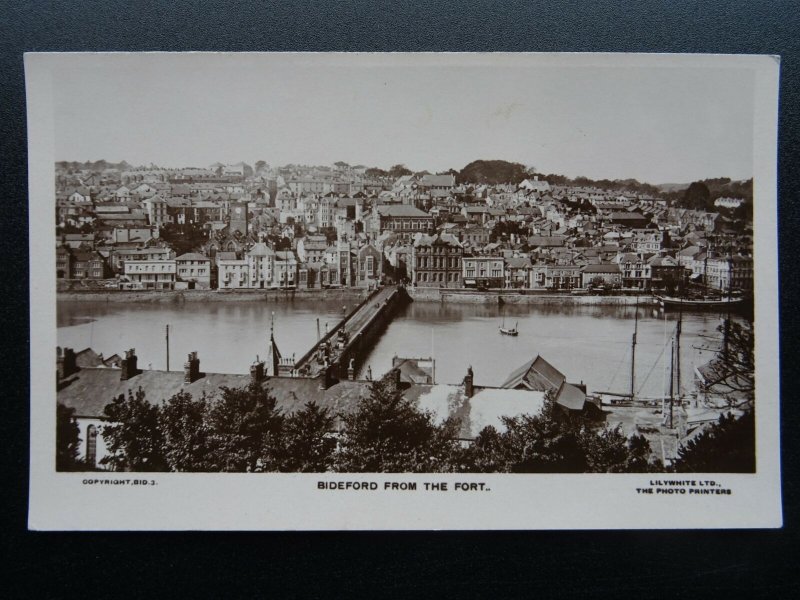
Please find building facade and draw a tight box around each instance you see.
[412,233,463,288]
[462,256,504,288]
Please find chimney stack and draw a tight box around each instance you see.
[250,360,265,384]
[120,348,139,381]
[57,347,78,380]
[318,364,338,390]
[392,367,402,390]
[464,365,474,398]
[183,351,200,383]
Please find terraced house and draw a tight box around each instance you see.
[463,255,504,289]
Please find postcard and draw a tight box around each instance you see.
[26,52,781,530]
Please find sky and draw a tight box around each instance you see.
[51,54,756,184]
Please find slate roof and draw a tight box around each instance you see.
[176,253,210,261]
[501,355,566,392]
[527,235,566,247]
[247,242,274,257]
[57,364,562,440]
[582,263,621,274]
[376,205,431,218]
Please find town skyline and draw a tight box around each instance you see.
[51,54,755,185]
[55,157,754,190]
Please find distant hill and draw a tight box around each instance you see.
[657,182,691,193]
[56,160,134,172]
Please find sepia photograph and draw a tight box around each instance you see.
[26,52,781,530]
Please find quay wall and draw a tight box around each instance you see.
[409,287,655,306]
[57,288,369,304]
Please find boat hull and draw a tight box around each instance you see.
[657,296,744,311]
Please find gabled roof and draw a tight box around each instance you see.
[418,173,455,188]
[501,355,566,392]
[505,256,532,269]
[247,242,274,257]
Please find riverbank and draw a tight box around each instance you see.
[57,288,370,304]
[409,288,655,305]
[58,284,655,306]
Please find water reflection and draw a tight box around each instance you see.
[57,299,730,399]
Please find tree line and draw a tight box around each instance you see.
[57,372,753,474]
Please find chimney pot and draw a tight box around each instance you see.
[120,348,138,381]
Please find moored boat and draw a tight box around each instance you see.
[657,295,743,310]
[499,320,519,336]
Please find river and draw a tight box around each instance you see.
[57,299,731,399]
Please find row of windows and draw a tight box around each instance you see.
[132,274,175,281]
[418,272,459,283]
[388,219,431,230]
[463,262,503,270]
[179,268,208,275]
[416,257,459,269]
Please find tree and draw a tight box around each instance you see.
[334,374,463,472]
[672,411,755,473]
[581,428,661,473]
[697,320,754,406]
[458,160,529,185]
[255,160,267,173]
[205,382,283,472]
[365,167,388,178]
[101,388,168,472]
[680,181,712,211]
[56,403,82,471]
[264,402,337,472]
[388,164,412,178]
[160,391,213,472]
[462,394,660,473]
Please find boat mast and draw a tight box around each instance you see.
[630,297,638,398]
[668,334,675,428]
[675,299,682,399]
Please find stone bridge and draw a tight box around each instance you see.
[292,285,410,382]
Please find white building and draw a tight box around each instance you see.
[218,258,249,289]
[124,259,177,290]
[246,242,275,288]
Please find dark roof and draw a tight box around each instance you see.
[610,212,647,220]
[376,205,430,218]
[527,235,566,247]
[582,263,621,273]
[554,381,586,411]
[56,366,372,425]
[501,355,566,391]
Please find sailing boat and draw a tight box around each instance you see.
[658,251,743,310]
[499,312,519,336]
[596,299,687,411]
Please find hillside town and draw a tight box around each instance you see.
[55,160,754,297]
[55,159,756,474]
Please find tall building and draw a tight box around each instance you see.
[412,233,463,288]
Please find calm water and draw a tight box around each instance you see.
[57,299,730,398]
